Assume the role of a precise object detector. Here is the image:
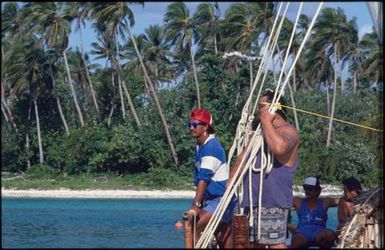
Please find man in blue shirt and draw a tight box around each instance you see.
[188,108,235,248]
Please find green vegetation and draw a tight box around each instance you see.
[1,3,383,190]
[2,170,194,190]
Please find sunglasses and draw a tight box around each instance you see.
[187,121,206,129]
[258,101,270,109]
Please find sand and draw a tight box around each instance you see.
[1,188,196,199]
[1,185,343,199]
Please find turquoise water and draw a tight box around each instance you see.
[2,198,338,248]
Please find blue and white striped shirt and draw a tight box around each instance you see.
[194,134,228,200]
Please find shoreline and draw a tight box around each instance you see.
[1,188,196,199]
[1,185,343,199]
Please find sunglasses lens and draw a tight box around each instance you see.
[188,121,204,129]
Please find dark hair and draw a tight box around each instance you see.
[343,177,362,194]
[207,125,215,134]
[261,89,288,120]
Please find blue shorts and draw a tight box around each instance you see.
[295,225,327,245]
[203,196,237,224]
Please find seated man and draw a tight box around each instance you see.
[290,177,339,249]
[336,177,362,235]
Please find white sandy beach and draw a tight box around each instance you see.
[1,185,343,199]
[1,188,196,199]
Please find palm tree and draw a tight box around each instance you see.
[193,2,221,55]
[345,17,362,93]
[1,2,23,132]
[65,2,100,119]
[359,32,382,85]
[91,31,118,126]
[164,2,201,109]
[46,49,70,135]
[23,2,85,127]
[90,2,141,127]
[91,2,179,167]
[313,7,352,147]
[4,36,48,165]
[123,34,151,94]
[305,46,334,115]
[221,3,275,54]
[141,24,174,88]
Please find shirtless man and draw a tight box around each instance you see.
[337,177,362,235]
[228,89,300,248]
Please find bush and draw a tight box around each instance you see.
[26,164,59,179]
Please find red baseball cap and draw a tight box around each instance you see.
[189,108,215,134]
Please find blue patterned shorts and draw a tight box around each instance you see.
[245,206,288,245]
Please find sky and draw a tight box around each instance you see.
[68,2,376,66]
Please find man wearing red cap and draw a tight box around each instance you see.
[188,108,236,248]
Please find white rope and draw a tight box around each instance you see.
[196,3,289,246]
[274,3,324,108]
[195,2,324,248]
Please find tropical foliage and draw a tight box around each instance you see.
[1,2,383,188]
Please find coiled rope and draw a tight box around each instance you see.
[194,2,324,248]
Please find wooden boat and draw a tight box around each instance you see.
[183,187,383,248]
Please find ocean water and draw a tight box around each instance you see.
[1,198,338,248]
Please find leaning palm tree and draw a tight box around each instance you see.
[64,2,100,119]
[141,24,175,89]
[1,42,18,132]
[23,2,85,127]
[90,2,141,127]
[4,36,48,165]
[164,2,201,109]
[46,49,70,135]
[1,2,24,132]
[91,2,179,167]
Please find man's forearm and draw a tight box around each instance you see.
[193,180,207,206]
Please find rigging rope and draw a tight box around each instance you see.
[260,101,383,132]
[194,2,324,248]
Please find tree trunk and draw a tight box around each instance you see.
[326,49,339,147]
[108,72,115,127]
[50,64,69,135]
[79,24,100,119]
[353,71,357,93]
[26,98,32,169]
[33,97,44,164]
[121,79,141,127]
[1,104,11,130]
[1,98,18,132]
[127,26,179,168]
[326,80,331,116]
[339,58,345,93]
[1,65,18,132]
[113,31,126,118]
[214,35,218,55]
[63,50,85,127]
[190,45,201,109]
